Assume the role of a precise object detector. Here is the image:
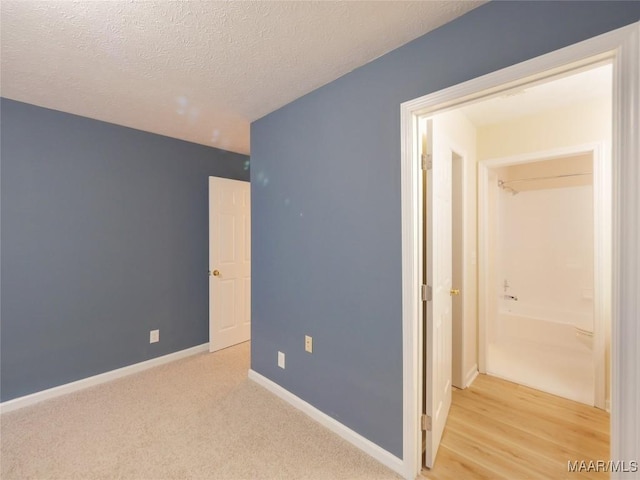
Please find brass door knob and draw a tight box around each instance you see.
[212,270,220,277]
[450,289,460,296]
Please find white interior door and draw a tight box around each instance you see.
[424,118,453,468]
[209,177,251,352]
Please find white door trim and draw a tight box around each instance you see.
[400,22,639,479]
[477,142,609,410]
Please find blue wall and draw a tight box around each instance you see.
[250,2,640,458]
[1,98,249,401]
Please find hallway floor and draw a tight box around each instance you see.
[422,374,610,479]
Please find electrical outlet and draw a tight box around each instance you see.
[305,335,313,353]
[278,351,285,369]
[150,329,159,343]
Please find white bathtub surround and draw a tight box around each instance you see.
[487,341,594,405]
[487,182,597,406]
[487,305,595,405]
[498,185,595,325]
[494,304,593,349]
[574,327,594,350]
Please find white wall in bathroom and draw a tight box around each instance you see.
[477,98,611,162]
[478,96,610,329]
[498,185,594,326]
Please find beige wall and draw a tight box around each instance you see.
[477,98,611,161]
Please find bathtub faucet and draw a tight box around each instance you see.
[504,294,518,301]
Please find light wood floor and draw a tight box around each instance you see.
[422,374,610,480]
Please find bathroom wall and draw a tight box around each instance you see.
[477,98,611,161]
[478,97,610,320]
[498,184,594,324]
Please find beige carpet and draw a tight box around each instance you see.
[0,342,401,480]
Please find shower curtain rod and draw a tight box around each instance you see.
[499,172,592,186]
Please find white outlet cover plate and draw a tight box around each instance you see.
[150,330,159,343]
[278,351,285,369]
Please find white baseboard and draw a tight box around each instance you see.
[465,364,479,388]
[0,343,210,414]
[248,369,407,478]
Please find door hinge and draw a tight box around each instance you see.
[421,153,432,171]
[421,414,432,431]
[421,284,432,302]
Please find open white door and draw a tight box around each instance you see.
[423,118,453,468]
[208,177,251,352]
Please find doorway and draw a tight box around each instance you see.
[399,23,639,479]
[479,143,610,410]
[422,62,612,468]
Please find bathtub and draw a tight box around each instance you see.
[495,302,593,352]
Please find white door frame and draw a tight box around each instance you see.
[400,23,639,479]
[477,142,609,410]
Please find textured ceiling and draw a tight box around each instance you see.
[1,1,483,154]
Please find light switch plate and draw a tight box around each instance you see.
[278,351,285,369]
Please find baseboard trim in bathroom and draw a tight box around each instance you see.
[465,365,479,388]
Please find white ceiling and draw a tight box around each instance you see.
[459,64,612,127]
[1,1,484,155]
